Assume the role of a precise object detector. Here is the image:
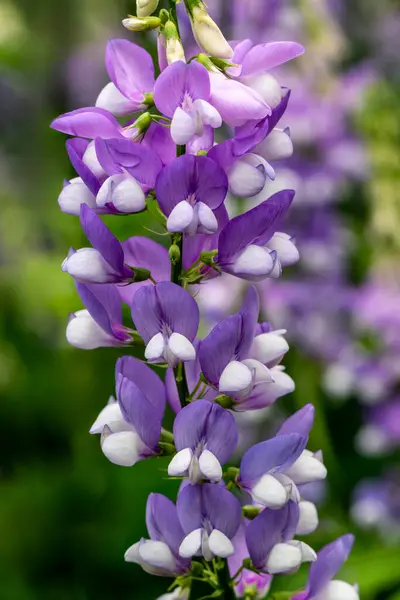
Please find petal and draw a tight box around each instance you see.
[202,483,242,539]
[219,361,253,395]
[168,333,196,362]
[208,529,234,558]
[171,107,197,145]
[145,493,185,555]
[76,282,122,335]
[95,81,138,117]
[143,122,176,165]
[58,178,97,216]
[241,41,305,76]
[267,232,299,266]
[199,450,222,482]
[62,248,120,284]
[217,189,295,265]
[66,138,101,196]
[245,504,293,569]
[154,61,210,118]
[266,542,302,574]
[242,73,283,109]
[287,540,317,563]
[117,376,163,449]
[201,404,238,465]
[250,332,289,365]
[255,128,293,162]
[167,200,195,232]
[168,448,193,476]
[196,202,218,234]
[186,126,215,155]
[96,174,146,214]
[138,539,177,572]
[173,400,213,452]
[209,72,270,127]
[228,157,268,198]
[145,332,165,361]
[101,430,144,466]
[231,245,275,281]
[179,529,202,558]
[324,581,360,600]
[177,484,203,533]
[307,535,355,598]
[116,355,166,413]
[296,501,319,536]
[240,433,308,484]
[51,107,122,139]
[251,473,289,508]
[90,397,124,433]
[66,309,116,349]
[80,205,124,273]
[277,404,315,438]
[284,451,327,485]
[192,99,222,128]
[105,39,155,102]
[190,7,233,59]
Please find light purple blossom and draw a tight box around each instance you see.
[177,483,242,560]
[131,282,200,367]
[228,524,272,599]
[168,400,238,482]
[125,493,190,576]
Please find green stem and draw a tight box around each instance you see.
[174,362,190,408]
[218,560,236,600]
[168,0,181,37]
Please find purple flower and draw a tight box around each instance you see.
[62,205,134,284]
[155,154,228,235]
[177,483,241,560]
[51,106,125,140]
[90,356,165,467]
[239,433,308,508]
[131,282,200,367]
[168,400,238,482]
[95,39,155,116]
[154,61,222,145]
[125,493,190,576]
[228,524,272,599]
[216,190,298,281]
[66,282,131,349]
[199,286,294,410]
[246,501,316,575]
[292,535,357,600]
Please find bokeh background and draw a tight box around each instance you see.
[1,0,400,598]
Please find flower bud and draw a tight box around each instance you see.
[187,3,233,59]
[164,20,186,64]
[122,15,161,31]
[136,0,159,17]
[169,244,181,264]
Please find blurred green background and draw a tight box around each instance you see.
[1,0,400,599]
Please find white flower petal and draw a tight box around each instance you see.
[138,539,177,573]
[242,73,283,108]
[124,541,141,563]
[199,450,222,481]
[266,542,302,574]
[62,248,118,284]
[145,332,165,362]
[171,107,197,145]
[168,332,196,362]
[250,332,289,365]
[192,99,222,128]
[90,397,124,434]
[66,309,115,350]
[101,430,144,466]
[179,528,203,558]
[228,158,267,198]
[251,473,289,509]
[167,200,194,233]
[111,176,146,213]
[191,7,233,59]
[96,82,136,117]
[320,580,359,600]
[287,540,317,563]
[233,245,275,281]
[255,128,294,161]
[58,178,97,215]
[267,232,299,267]
[296,501,319,535]
[196,202,218,234]
[219,361,253,395]
[82,141,106,179]
[284,450,327,485]
[208,529,234,558]
[168,447,193,476]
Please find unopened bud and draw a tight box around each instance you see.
[132,111,152,134]
[187,2,233,59]
[132,267,151,283]
[200,249,218,266]
[122,15,161,31]
[159,9,169,25]
[165,20,186,64]
[136,0,159,17]
[242,505,261,520]
[169,244,181,264]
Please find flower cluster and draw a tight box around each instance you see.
[52,1,358,598]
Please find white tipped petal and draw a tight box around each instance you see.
[171,107,197,145]
[58,178,97,215]
[66,310,115,349]
[101,430,144,466]
[137,0,159,17]
[266,542,302,575]
[167,200,195,233]
[96,82,136,117]
[250,332,289,365]
[179,528,203,558]
[193,99,222,128]
[322,580,360,600]
[111,177,146,213]
[219,361,253,395]
[251,473,289,509]
[138,540,177,572]
[199,450,222,481]
[296,501,319,535]
[82,141,106,179]
[168,448,193,476]
[228,158,267,198]
[267,232,299,267]
[208,529,234,558]
[242,359,274,383]
[168,333,196,362]
[196,202,218,234]
[62,248,118,284]
[124,541,141,563]
[233,245,275,281]
[157,588,190,600]
[287,540,317,563]
[284,450,328,485]
[269,367,295,398]
[255,128,294,161]
[191,7,233,59]
[145,332,165,361]
[244,73,283,108]
[90,398,124,434]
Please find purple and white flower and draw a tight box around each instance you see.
[90,356,165,466]
[125,493,190,576]
[228,524,272,599]
[156,154,228,235]
[131,282,200,367]
[177,483,242,560]
[168,400,238,482]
